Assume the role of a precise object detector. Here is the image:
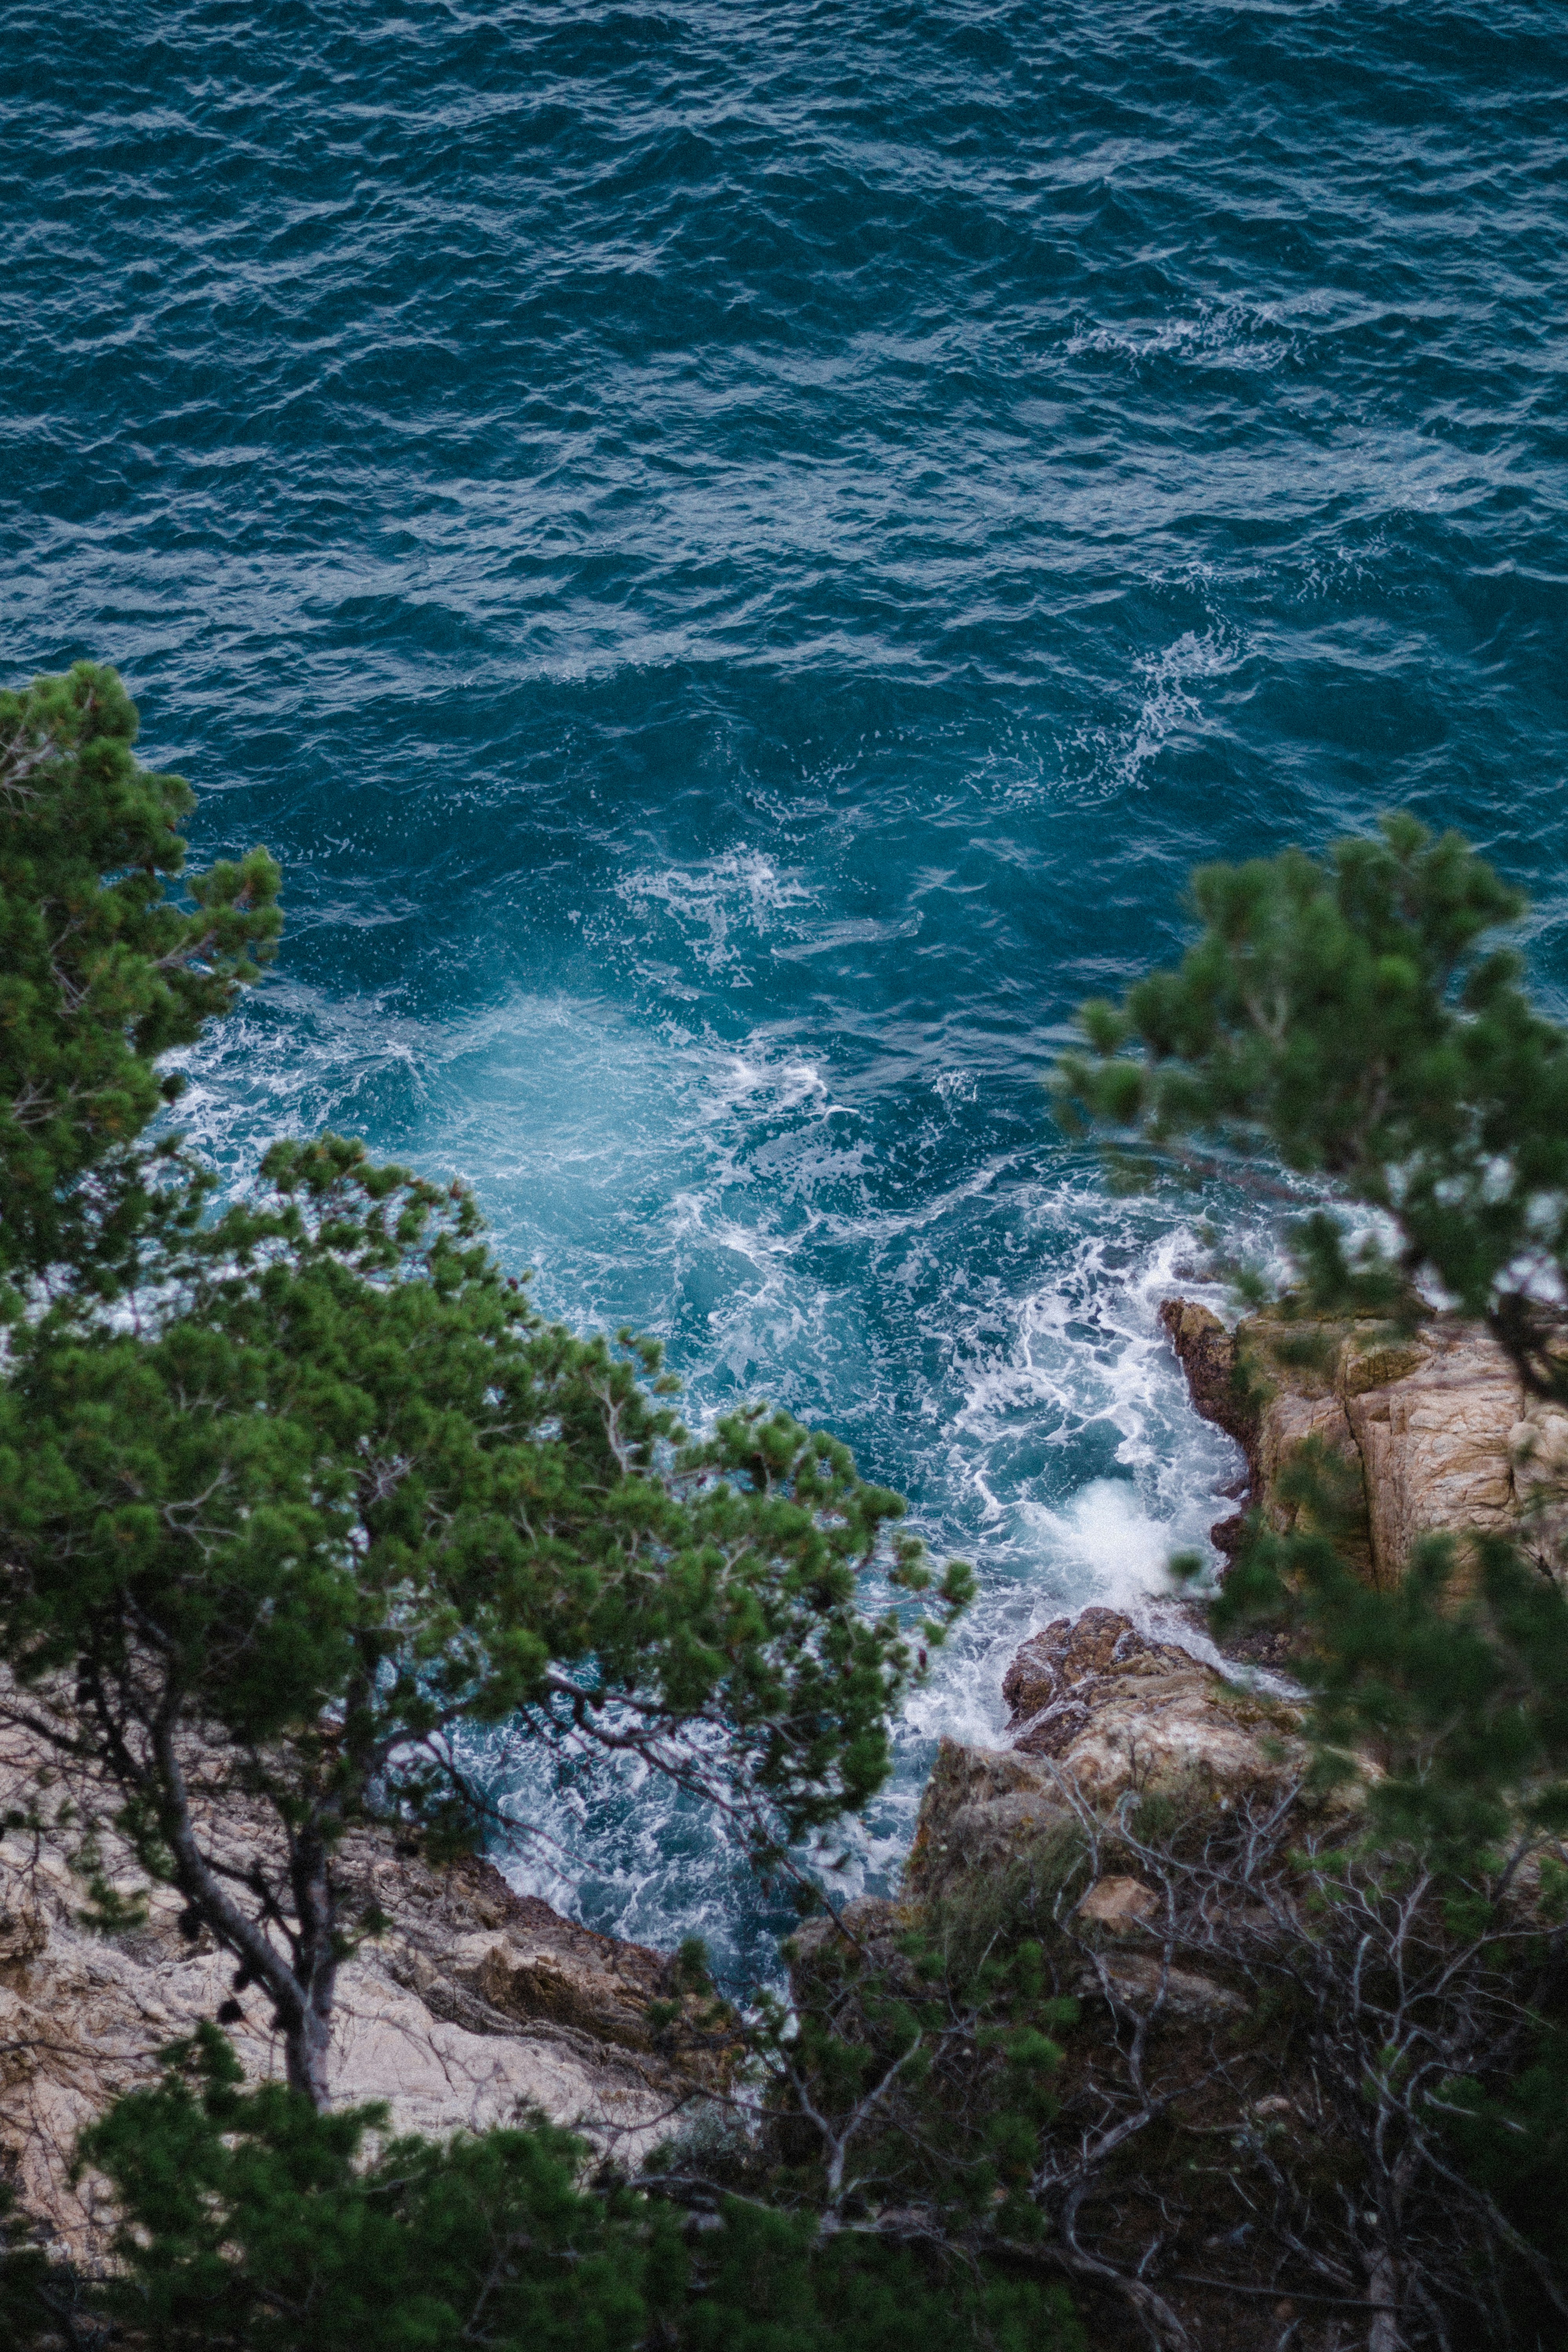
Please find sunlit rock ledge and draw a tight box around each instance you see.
[1160,1296,1568,1592]
[904,1608,1314,1910]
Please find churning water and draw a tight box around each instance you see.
[6,1,1566,1980]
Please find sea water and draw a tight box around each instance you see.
[5,0,1566,1982]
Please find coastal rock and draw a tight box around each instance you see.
[1156,1300,1260,1464]
[1081,1954,1246,2024]
[907,1610,1305,1900]
[1160,1298,1568,1589]
[904,1744,1075,1899]
[787,1895,923,1995]
[1001,1607,1303,1793]
[0,1719,715,2268]
[1076,1875,1160,1933]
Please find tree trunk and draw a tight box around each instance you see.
[1367,2249,1402,2352]
[285,1833,341,2111]
[147,1713,343,2111]
[285,1986,335,2110]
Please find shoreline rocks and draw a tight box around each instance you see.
[1001,1606,1303,1783]
[10,1284,1547,2278]
[1161,1297,1568,1593]
[904,1290,1564,1914]
[0,1719,716,2267]
[907,1607,1307,1904]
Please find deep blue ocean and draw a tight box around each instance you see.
[6,0,1566,1981]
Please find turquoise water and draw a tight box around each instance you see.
[7,2,1566,1979]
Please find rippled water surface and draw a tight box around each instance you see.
[6,0,1566,1977]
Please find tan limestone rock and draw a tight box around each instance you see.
[907,1612,1306,1901]
[786,1896,926,2001]
[1257,1379,1374,1579]
[904,1743,1080,1900]
[1156,1301,1259,1460]
[1082,1954,1246,2024]
[1076,1876,1159,1933]
[1163,1297,1568,1590]
[1511,1404,1568,1572]
[1342,1322,1521,1585]
[0,1718,714,2269]
[788,1894,908,1971]
[1000,1608,1303,1798]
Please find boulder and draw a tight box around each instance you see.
[1081,1954,1246,2024]
[906,1610,1305,1900]
[1001,1607,1303,1792]
[1076,1875,1159,1933]
[786,1895,924,1997]
[905,1742,1082,1900]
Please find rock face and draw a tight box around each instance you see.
[1000,1606,1303,1788]
[1160,1298,1568,1589]
[1076,1875,1159,1933]
[0,1721,715,2267]
[907,1609,1305,1901]
[904,1293,1555,1916]
[1083,1955,1245,2023]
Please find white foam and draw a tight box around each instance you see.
[617,848,812,976]
[1033,1475,1188,1611]
[1065,299,1296,374]
[1055,623,1248,802]
[165,951,1312,1976]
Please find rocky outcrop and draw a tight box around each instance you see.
[1156,1299,1261,1466]
[1160,1298,1568,1590]
[0,1721,717,2267]
[1084,1954,1246,2024]
[1000,1606,1302,1780]
[907,1609,1306,1902]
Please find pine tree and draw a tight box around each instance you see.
[0,662,279,1290]
[1054,813,1568,1396]
[0,669,969,2109]
[1059,813,1568,2337]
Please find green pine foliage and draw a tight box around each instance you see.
[1054,813,1568,1394]
[31,702,1568,2340]
[674,2202,1080,2352]
[1435,2024,1568,2328]
[764,1909,1077,2238]
[1210,1508,1568,1859]
[0,662,279,1290]
[1065,813,1568,2335]
[50,2025,1080,2352]
[0,666,969,2111]
[0,1130,956,1837]
[0,1131,966,2105]
[0,2183,68,2347]
[75,2025,668,2352]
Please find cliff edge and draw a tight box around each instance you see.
[0,1719,715,2266]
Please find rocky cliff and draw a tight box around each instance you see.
[8,1292,1544,2294]
[898,1293,1568,1899]
[0,1719,715,2267]
[1160,1297,1568,1590]
[906,1606,1309,1907]
[889,1296,1559,1962]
